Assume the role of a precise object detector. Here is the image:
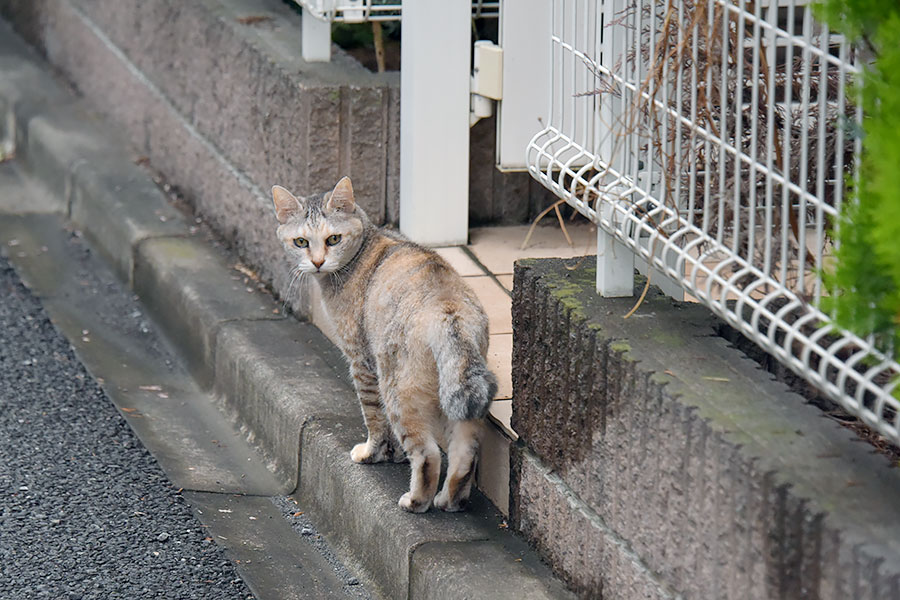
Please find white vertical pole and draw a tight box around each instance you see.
[302,9,332,63]
[497,0,550,170]
[596,202,634,297]
[399,0,471,246]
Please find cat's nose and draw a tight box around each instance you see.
[312,258,325,269]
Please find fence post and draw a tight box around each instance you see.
[399,0,471,246]
[497,0,550,170]
[301,9,332,62]
[596,202,634,297]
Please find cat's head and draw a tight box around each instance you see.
[271,177,369,274]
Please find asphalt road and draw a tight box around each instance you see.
[0,254,254,600]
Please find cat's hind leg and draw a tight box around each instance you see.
[434,419,482,512]
[396,432,441,513]
[349,360,397,464]
[387,392,441,512]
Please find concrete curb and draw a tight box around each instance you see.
[0,20,575,600]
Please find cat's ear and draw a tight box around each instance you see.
[326,176,356,213]
[271,185,304,224]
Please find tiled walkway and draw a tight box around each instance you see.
[436,223,598,439]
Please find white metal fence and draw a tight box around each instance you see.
[296,0,498,22]
[526,0,900,444]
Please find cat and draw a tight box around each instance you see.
[271,177,498,513]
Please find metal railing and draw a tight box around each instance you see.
[527,0,900,444]
[294,0,498,23]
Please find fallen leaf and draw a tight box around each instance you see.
[233,263,261,281]
[664,370,675,376]
[293,511,303,517]
[139,385,163,392]
[121,407,138,413]
[701,376,730,382]
[236,15,272,25]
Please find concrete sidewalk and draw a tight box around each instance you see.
[0,18,574,600]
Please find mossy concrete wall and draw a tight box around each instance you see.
[511,257,900,599]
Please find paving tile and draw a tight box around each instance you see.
[488,332,512,400]
[465,276,512,335]
[496,274,514,292]
[488,400,513,437]
[468,223,597,275]
[435,246,486,277]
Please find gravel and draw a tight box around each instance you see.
[0,255,254,599]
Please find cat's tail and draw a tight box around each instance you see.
[431,314,498,421]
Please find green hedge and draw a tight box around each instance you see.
[815,1,900,363]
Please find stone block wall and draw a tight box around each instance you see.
[0,0,396,311]
[511,258,900,599]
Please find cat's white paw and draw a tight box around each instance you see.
[433,491,450,510]
[351,439,396,463]
[350,442,375,463]
[433,490,467,512]
[398,492,430,513]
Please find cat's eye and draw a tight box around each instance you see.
[325,234,342,246]
[293,237,309,249]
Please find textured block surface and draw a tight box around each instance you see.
[511,257,900,600]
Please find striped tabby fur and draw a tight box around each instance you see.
[271,177,497,513]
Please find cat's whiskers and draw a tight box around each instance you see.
[329,261,354,288]
[282,265,306,313]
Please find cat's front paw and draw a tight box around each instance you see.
[351,439,395,464]
[398,492,431,513]
[433,491,469,513]
[350,442,378,463]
